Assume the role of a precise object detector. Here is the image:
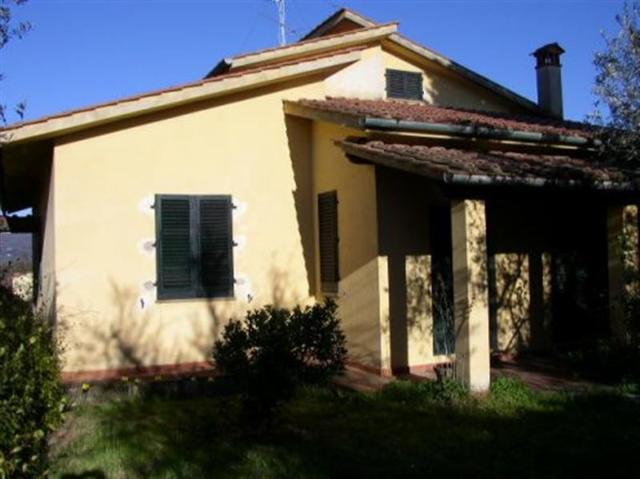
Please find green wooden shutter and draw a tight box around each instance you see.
[198,196,234,298]
[386,69,423,100]
[156,195,195,299]
[318,191,339,293]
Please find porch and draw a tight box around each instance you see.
[338,139,640,392]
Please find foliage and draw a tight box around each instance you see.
[592,1,640,166]
[0,285,66,478]
[488,376,538,411]
[381,377,468,404]
[0,0,31,126]
[50,384,640,478]
[212,299,346,427]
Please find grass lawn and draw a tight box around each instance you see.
[50,379,640,479]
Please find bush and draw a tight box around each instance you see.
[382,377,468,405]
[489,377,536,409]
[0,286,66,478]
[212,299,346,427]
[491,376,533,403]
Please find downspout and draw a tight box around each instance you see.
[362,117,598,147]
[0,147,8,216]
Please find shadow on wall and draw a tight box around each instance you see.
[57,264,306,375]
[284,115,316,298]
[487,196,610,352]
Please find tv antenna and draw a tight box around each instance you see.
[273,0,287,46]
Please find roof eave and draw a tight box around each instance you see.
[338,140,638,192]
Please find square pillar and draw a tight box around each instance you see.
[607,205,639,346]
[451,200,490,392]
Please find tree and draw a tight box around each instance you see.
[592,1,640,166]
[592,3,640,386]
[0,0,31,125]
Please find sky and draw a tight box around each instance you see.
[0,0,628,125]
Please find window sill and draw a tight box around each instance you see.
[321,283,340,298]
[156,296,236,304]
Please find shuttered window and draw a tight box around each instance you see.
[318,191,339,293]
[386,69,423,100]
[156,195,234,300]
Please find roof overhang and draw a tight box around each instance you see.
[283,99,596,150]
[0,140,52,213]
[338,139,638,192]
[1,48,363,146]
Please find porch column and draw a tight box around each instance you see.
[607,205,639,346]
[451,199,490,392]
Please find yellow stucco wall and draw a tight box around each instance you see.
[381,46,521,112]
[52,78,332,372]
[310,121,392,371]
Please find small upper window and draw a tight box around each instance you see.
[385,69,423,100]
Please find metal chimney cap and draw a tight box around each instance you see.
[532,43,565,57]
[532,43,565,67]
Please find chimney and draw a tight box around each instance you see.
[532,43,565,119]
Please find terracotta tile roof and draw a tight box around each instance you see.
[339,140,636,186]
[2,46,367,134]
[295,97,594,138]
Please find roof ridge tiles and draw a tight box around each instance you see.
[229,21,397,62]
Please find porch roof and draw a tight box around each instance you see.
[339,139,639,190]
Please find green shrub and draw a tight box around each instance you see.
[490,376,535,407]
[212,299,346,428]
[0,286,66,478]
[382,377,468,404]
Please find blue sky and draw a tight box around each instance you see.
[0,0,626,124]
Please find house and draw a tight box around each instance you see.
[1,9,638,391]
